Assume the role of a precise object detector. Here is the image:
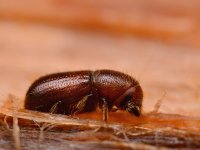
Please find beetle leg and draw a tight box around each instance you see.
[49,101,62,114]
[102,98,108,122]
[73,95,89,115]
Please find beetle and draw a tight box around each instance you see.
[25,70,143,121]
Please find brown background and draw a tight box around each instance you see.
[0,0,200,149]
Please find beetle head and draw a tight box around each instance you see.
[118,93,141,117]
[115,86,142,117]
[125,99,141,117]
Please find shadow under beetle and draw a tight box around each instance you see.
[25,70,143,121]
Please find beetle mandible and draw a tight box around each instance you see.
[25,70,143,121]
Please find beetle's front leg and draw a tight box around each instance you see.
[102,98,109,122]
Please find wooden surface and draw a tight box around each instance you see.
[0,0,200,149]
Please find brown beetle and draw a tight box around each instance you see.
[25,70,143,121]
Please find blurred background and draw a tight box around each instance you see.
[0,0,200,117]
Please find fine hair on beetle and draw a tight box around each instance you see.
[24,70,143,121]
